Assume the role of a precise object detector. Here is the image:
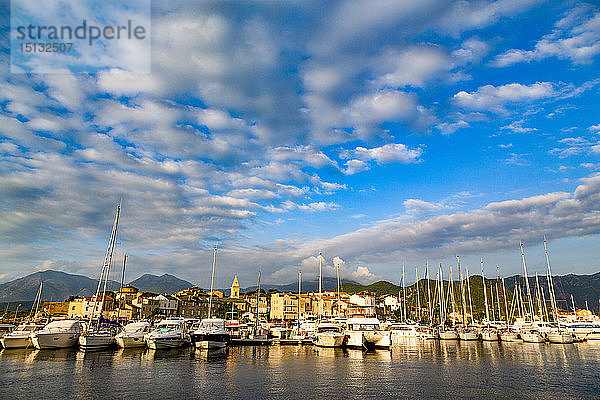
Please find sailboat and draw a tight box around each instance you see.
[543,237,574,344]
[457,257,478,341]
[191,246,231,349]
[480,258,499,341]
[438,265,459,340]
[1,281,46,349]
[498,272,521,342]
[315,254,345,347]
[79,202,122,350]
[517,241,546,343]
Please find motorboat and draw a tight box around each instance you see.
[190,318,230,349]
[314,321,345,348]
[31,320,85,349]
[388,322,420,343]
[564,322,600,341]
[116,322,152,348]
[0,322,45,349]
[344,317,391,349]
[146,319,190,349]
[79,328,118,350]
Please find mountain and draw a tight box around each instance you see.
[0,270,120,303]
[243,277,358,294]
[128,274,194,294]
[0,270,193,303]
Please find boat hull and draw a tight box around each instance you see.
[520,331,545,343]
[499,331,521,342]
[79,334,116,350]
[147,337,188,349]
[481,331,499,341]
[116,335,146,348]
[0,335,32,349]
[438,330,459,340]
[547,332,574,344]
[314,333,345,348]
[191,333,229,349]
[32,332,80,349]
[459,331,479,341]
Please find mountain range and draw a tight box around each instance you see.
[1,270,599,314]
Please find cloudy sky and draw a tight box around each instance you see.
[1,0,599,288]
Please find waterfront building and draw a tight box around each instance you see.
[269,293,312,321]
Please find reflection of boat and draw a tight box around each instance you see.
[0,322,45,349]
[191,318,230,349]
[314,322,345,347]
[116,322,152,348]
[345,317,391,349]
[32,320,85,349]
[146,319,190,349]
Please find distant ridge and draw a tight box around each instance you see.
[129,273,194,294]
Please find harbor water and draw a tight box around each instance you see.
[1,340,599,399]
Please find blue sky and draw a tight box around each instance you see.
[1,0,599,289]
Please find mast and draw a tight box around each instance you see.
[495,267,502,323]
[208,246,217,319]
[29,281,43,320]
[298,271,302,322]
[535,272,544,321]
[255,269,261,333]
[458,256,467,326]
[544,236,561,326]
[318,252,323,318]
[519,241,536,322]
[89,201,121,329]
[449,265,457,324]
[402,263,407,322]
[439,265,445,325]
[481,258,490,324]
[336,260,341,316]
[571,294,576,317]
[118,253,127,322]
[501,277,510,328]
[466,266,474,325]
[426,262,433,323]
[416,266,421,322]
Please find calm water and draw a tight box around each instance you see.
[1,341,599,399]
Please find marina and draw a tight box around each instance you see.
[1,339,599,399]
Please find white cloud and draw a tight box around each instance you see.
[453,82,555,111]
[493,7,600,67]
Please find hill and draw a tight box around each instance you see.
[129,273,194,294]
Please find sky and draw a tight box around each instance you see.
[1,0,599,289]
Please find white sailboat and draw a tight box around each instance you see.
[480,258,498,342]
[438,264,459,340]
[79,202,122,351]
[1,281,45,349]
[457,257,478,341]
[543,237,574,344]
[191,246,230,349]
[314,253,345,347]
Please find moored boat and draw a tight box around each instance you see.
[0,322,45,349]
[191,318,230,349]
[146,319,190,349]
[314,321,345,348]
[344,317,391,349]
[116,322,152,348]
[31,319,85,349]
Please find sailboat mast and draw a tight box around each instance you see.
[426,261,432,323]
[336,260,341,316]
[458,256,467,326]
[318,252,323,318]
[544,237,560,325]
[449,265,456,323]
[208,246,217,319]
[519,241,536,321]
[501,277,509,327]
[255,269,261,332]
[298,271,302,321]
[439,265,444,325]
[416,267,421,321]
[535,272,544,321]
[117,253,127,322]
[89,201,121,328]
[466,266,474,325]
[481,258,489,324]
[402,263,407,322]
[29,281,43,320]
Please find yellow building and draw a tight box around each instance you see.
[230,275,240,299]
[269,293,312,320]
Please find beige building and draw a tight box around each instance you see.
[269,293,312,320]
